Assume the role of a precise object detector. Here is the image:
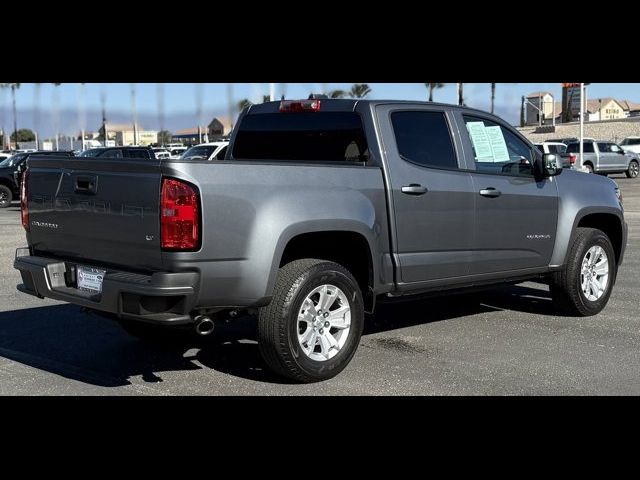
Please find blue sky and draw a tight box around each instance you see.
[1,83,639,134]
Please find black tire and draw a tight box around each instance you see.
[258,259,364,383]
[550,227,617,316]
[118,318,193,344]
[626,160,639,178]
[584,163,594,174]
[0,185,12,208]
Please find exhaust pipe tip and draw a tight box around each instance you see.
[194,315,215,336]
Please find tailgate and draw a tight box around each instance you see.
[26,155,163,272]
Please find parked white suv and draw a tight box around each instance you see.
[534,142,567,155]
[620,137,640,155]
[180,142,229,161]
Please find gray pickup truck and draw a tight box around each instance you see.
[14,99,628,382]
[562,140,640,177]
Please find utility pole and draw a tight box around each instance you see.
[131,83,138,145]
[102,107,107,147]
[269,83,276,102]
[226,83,234,131]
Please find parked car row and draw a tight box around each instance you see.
[0,141,231,208]
[0,150,75,208]
[535,137,640,178]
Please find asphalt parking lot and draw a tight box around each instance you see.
[1,175,639,395]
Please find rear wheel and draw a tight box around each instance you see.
[258,259,364,383]
[550,227,616,316]
[584,163,594,174]
[626,160,639,178]
[0,185,12,208]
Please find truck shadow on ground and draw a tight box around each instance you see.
[0,284,557,388]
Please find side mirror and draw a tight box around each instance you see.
[539,153,562,178]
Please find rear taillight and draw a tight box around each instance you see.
[20,169,29,231]
[160,178,200,251]
[279,99,321,112]
[569,153,577,165]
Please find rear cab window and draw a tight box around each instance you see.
[232,112,369,163]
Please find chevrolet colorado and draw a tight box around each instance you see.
[14,99,628,382]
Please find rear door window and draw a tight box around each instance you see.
[390,111,458,169]
[98,149,122,158]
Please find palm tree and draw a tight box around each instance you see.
[350,84,371,98]
[51,83,61,150]
[0,83,22,147]
[328,89,348,99]
[238,98,253,111]
[425,83,445,102]
[457,83,464,106]
[490,83,496,114]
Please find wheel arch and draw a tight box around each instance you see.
[272,225,378,313]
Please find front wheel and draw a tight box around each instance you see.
[258,259,364,383]
[626,160,639,178]
[550,227,616,316]
[0,185,12,208]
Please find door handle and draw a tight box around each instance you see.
[401,184,428,195]
[479,187,502,198]
[75,175,98,194]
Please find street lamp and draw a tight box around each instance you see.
[524,97,545,126]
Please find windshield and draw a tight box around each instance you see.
[77,148,103,157]
[181,145,217,161]
[0,154,26,167]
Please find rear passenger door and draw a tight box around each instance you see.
[376,105,476,291]
[597,142,617,171]
[456,113,558,275]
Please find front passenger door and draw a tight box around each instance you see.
[609,143,628,170]
[457,114,559,276]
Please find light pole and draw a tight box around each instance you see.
[11,84,18,150]
[579,82,584,169]
[523,97,545,126]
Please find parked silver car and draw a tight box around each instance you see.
[563,140,639,177]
